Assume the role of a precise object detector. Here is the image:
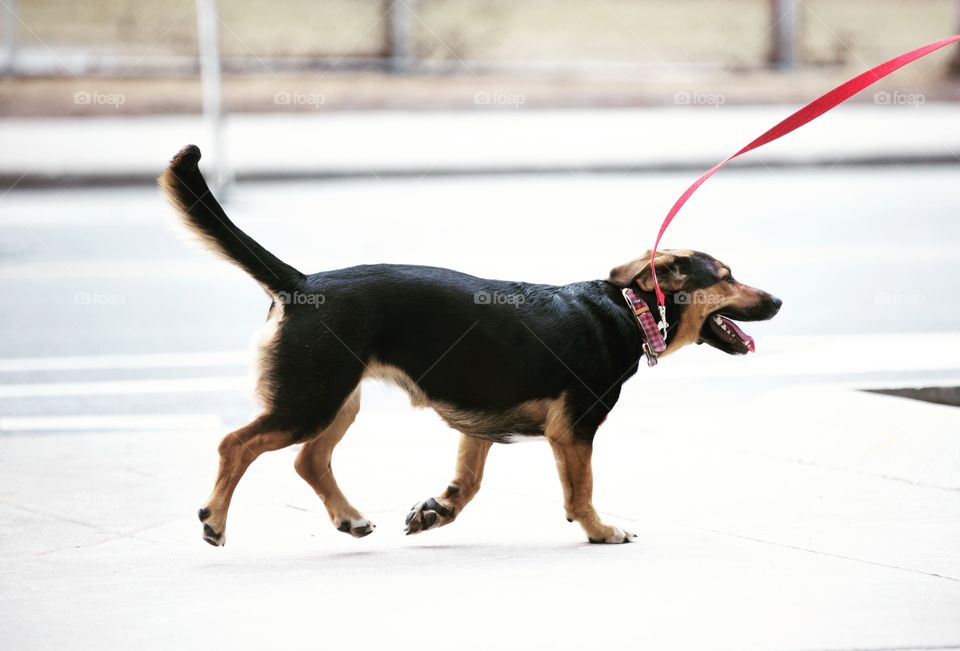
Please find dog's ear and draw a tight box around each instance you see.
[608,250,687,292]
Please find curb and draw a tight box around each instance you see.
[3,152,959,190]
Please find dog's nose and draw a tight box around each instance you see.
[771,296,783,311]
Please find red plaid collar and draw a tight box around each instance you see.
[621,287,667,367]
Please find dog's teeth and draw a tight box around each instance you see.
[713,316,723,325]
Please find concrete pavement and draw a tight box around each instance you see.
[2,104,960,187]
[1,354,959,650]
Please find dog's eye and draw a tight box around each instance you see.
[725,276,735,285]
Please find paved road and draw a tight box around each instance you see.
[1,167,957,405]
[4,106,960,184]
[1,165,958,420]
[1,168,959,650]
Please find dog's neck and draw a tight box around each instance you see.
[622,287,671,365]
[603,282,683,366]
[634,287,682,334]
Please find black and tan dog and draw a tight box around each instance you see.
[161,145,781,546]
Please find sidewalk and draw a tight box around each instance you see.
[3,104,960,187]
[2,329,960,649]
[1,345,959,650]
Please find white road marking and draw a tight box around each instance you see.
[0,376,246,398]
[0,260,236,280]
[0,414,223,432]
[649,333,960,381]
[0,333,957,401]
[0,351,247,372]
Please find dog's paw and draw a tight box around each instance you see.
[588,526,637,544]
[335,516,376,538]
[404,497,455,535]
[198,506,225,547]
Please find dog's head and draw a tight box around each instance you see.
[608,249,782,357]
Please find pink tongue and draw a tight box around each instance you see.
[720,316,755,353]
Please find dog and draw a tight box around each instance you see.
[160,145,781,546]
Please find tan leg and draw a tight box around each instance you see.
[546,426,635,544]
[293,389,374,538]
[404,433,493,535]
[198,414,301,546]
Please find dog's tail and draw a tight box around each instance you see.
[159,145,304,295]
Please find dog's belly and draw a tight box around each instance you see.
[364,361,561,443]
[431,404,546,444]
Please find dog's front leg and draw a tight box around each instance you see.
[404,433,492,535]
[547,435,636,544]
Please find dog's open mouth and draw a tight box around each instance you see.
[700,313,756,355]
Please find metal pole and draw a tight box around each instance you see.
[2,0,17,75]
[950,0,960,77]
[388,0,413,72]
[196,0,229,192]
[769,0,798,70]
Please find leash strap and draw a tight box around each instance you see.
[649,34,960,307]
[622,288,667,366]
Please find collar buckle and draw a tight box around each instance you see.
[621,288,668,367]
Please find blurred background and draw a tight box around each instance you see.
[1,3,960,649]
[2,0,960,115]
[2,0,958,358]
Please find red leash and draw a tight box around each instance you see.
[650,34,960,307]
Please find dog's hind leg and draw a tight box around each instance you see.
[198,413,304,547]
[404,433,493,535]
[293,388,374,538]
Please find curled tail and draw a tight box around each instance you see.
[159,145,304,295]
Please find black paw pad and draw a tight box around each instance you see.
[423,497,453,518]
[404,497,455,536]
[202,522,224,546]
